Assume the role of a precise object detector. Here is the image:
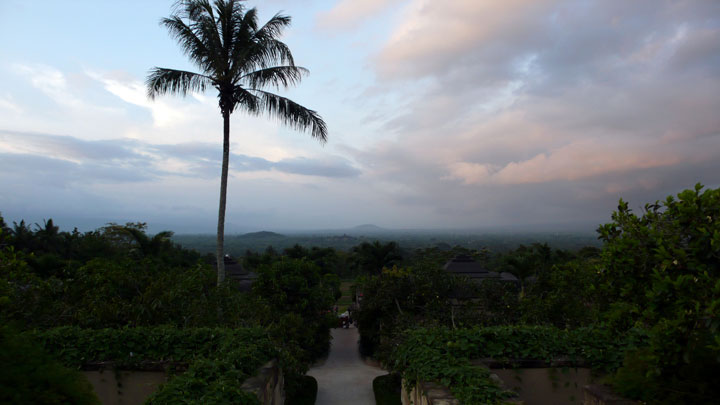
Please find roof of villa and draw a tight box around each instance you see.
[443,254,519,283]
[443,254,489,273]
[224,255,257,292]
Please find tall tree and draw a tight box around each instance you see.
[147,0,327,285]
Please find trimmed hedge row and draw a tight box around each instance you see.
[34,326,276,405]
[390,325,644,404]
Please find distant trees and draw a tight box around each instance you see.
[350,241,402,274]
[147,0,327,285]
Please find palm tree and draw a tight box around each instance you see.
[147,0,327,285]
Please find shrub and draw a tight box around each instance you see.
[373,374,401,405]
[598,184,720,403]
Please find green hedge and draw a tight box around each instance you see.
[34,326,275,405]
[390,326,643,404]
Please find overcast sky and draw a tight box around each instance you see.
[1,0,718,233]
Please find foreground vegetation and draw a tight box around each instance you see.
[1,184,717,404]
[0,219,336,403]
[356,184,719,404]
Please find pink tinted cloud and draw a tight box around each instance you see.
[316,0,406,31]
[375,0,556,79]
[447,138,700,186]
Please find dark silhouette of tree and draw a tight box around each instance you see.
[34,219,61,253]
[10,220,34,252]
[147,0,327,285]
[0,213,9,245]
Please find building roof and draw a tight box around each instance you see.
[443,254,489,274]
[224,255,257,292]
[443,254,519,284]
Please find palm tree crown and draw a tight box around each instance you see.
[147,0,327,285]
[147,0,326,139]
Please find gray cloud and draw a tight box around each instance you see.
[0,130,361,184]
[341,0,720,227]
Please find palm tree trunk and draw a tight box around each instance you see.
[216,109,230,286]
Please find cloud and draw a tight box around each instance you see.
[274,156,361,178]
[348,0,720,217]
[445,137,717,186]
[0,94,22,114]
[13,64,83,108]
[316,0,406,31]
[87,70,211,128]
[0,130,361,183]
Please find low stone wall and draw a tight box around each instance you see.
[401,379,459,405]
[400,375,641,405]
[493,367,594,405]
[241,359,285,405]
[84,359,284,405]
[583,385,641,405]
[83,370,168,405]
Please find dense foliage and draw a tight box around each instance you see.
[0,218,336,403]
[355,264,474,357]
[597,184,720,403]
[390,326,641,404]
[0,222,258,329]
[252,258,337,371]
[355,185,719,404]
[373,374,402,405]
[0,326,100,405]
[2,184,716,403]
[32,326,274,405]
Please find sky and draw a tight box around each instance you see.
[1,0,719,233]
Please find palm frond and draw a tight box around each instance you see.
[161,16,214,71]
[146,68,214,99]
[252,14,295,67]
[232,86,260,114]
[255,13,291,40]
[251,89,327,142]
[241,66,308,90]
[174,0,225,74]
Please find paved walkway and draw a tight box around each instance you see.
[308,327,387,404]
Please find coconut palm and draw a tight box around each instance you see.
[147,0,327,285]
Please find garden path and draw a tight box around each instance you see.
[308,327,388,404]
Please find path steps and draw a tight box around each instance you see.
[308,327,387,405]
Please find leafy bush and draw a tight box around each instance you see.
[520,259,600,328]
[0,325,100,405]
[373,374,401,405]
[36,326,273,368]
[253,258,336,368]
[355,264,471,357]
[597,184,720,403]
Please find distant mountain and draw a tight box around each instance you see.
[350,224,388,233]
[237,231,285,239]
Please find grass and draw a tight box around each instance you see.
[335,281,354,313]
